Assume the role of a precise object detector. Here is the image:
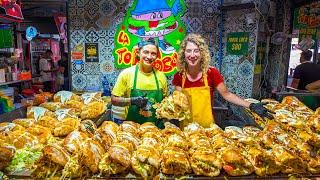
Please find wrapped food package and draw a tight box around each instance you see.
[161,146,191,175]
[53,91,82,103]
[26,106,55,121]
[32,144,71,178]
[80,101,106,119]
[33,92,53,105]
[40,102,63,112]
[221,148,255,176]
[190,149,222,177]
[153,91,191,121]
[131,144,161,179]
[99,142,134,175]
[81,92,103,105]
[80,139,105,174]
[0,146,15,171]
[12,118,36,128]
[63,130,89,154]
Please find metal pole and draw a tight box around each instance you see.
[218,0,224,72]
[66,1,71,91]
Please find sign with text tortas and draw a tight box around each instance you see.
[227,32,249,55]
[113,0,187,76]
[85,43,99,62]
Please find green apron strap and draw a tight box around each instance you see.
[152,69,160,91]
[133,65,139,90]
[134,65,160,91]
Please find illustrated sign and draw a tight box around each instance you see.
[85,43,99,62]
[293,1,319,44]
[71,44,84,65]
[54,14,67,42]
[113,0,187,75]
[298,27,317,40]
[26,26,37,41]
[255,40,266,74]
[293,1,320,29]
[226,32,249,55]
[0,0,24,20]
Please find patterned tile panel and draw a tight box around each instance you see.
[69,0,275,98]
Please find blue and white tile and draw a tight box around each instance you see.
[99,0,117,16]
[84,1,99,18]
[70,30,85,45]
[238,60,253,78]
[85,29,100,43]
[72,61,85,74]
[100,61,115,74]
[84,63,100,75]
[72,73,87,90]
[85,75,101,91]
[98,30,108,38]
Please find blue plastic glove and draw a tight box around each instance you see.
[249,102,275,119]
[131,96,148,108]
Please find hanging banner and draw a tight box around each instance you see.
[26,26,38,41]
[254,41,266,74]
[85,43,99,62]
[0,0,24,20]
[53,14,67,41]
[226,32,249,55]
[113,0,187,76]
[293,1,319,46]
[293,1,320,29]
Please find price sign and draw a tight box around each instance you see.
[226,32,249,55]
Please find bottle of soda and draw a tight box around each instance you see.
[102,75,110,96]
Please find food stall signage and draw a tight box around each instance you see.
[85,43,99,62]
[71,45,84,64]
[26,26,37,41]
[254,41,266,74]
[113,0,187,76]
[298,27,317,40]
[0,0,24,20]
[294,2,320,28]
[226,32,249,55]
[293,1,319,47]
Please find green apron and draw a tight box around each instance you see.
[126,65,164,128]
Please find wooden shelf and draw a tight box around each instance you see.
[0,79,32,86]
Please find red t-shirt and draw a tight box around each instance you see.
[172,67,224,100]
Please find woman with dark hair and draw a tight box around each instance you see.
[111,40,168,128]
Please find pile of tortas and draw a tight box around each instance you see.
[0,95,320,179]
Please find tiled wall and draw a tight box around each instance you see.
[68,0,266,100]
[267,0,292,89]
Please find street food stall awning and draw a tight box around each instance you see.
[0,0,24,22]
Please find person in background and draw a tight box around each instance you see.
[172,33,273,128]
[306,80,320,92]
[39,50,58,92]
[58,53,69,90]
[111,39,168,128]
[291,50,320,90]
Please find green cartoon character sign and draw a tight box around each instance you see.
[113,0,187,75]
